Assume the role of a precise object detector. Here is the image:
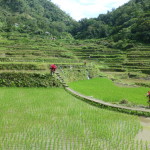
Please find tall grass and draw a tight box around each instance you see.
[69,78,150,106]
[0,87,149,149]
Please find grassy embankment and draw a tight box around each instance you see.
[69,78,150,107]
[0,87,149,149]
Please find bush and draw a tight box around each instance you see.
[0,64,42,70]
[119,99,129,104]
[0,72,61,87]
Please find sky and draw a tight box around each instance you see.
[51,0,130,21]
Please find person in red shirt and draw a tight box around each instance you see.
[50,64,57,75]
[146,91,150,108]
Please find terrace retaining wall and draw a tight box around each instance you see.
[65,87,150,117]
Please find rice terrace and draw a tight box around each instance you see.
[0,0,150,149]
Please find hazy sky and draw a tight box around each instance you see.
[51,0,130,20]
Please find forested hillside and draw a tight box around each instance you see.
[72,0,150,43]
[0,0,76,37]
[0,0,149,43]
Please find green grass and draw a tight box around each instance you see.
[69,78,149,106]
[0,87,149,149]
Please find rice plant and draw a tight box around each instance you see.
[0,87,149,149]
[69,77,150,106]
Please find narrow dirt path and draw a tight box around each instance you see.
[65,87,150,116]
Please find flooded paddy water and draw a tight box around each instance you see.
[136,117,150,142]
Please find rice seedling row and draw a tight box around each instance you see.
[0,87,149,149]
[69,78,150,106]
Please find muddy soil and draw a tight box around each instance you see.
[115,82,138,87]
[136,117,150,142]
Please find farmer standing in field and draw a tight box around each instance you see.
[146,91,150,108]
[50,64,57,75]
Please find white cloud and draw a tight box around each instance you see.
[51,0,130,21]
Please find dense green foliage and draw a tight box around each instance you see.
[0,0,149,43]
[0,0,76,37]
[0,72,61,87]
[72,0,150,43]
[59,65,100,83]
[69,78,149,106]
[1,87,148,149]
[0,63,42,70]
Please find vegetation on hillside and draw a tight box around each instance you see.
[0,0,76,38]
[0,0,149,43]
[0,34,149,87]
[71,0,150,43]
[0,0,150,87]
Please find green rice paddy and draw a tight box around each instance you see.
[69,78,150,106]
[0,87,149,149]
[0,32,150,149]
